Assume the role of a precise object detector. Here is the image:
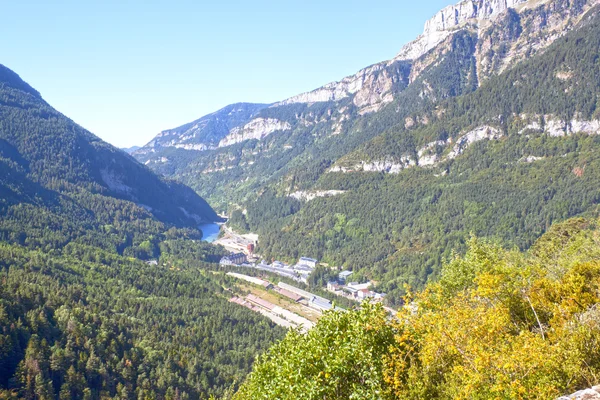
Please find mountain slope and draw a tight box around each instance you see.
[245,5,600,303]
[135,102,269,156]
[133,0,600,303]
[135,0,596,210]
[0,64,219,253]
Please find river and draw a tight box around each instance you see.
[198,223,221,243]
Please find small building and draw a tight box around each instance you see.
[278,282,329,304]
[338,270,353,282]
[261,281,273,289]
[347,282,371,291]
[247,243,255,254]
[220,253,247,266]
[357,289,374,300]
[373,292,386,301]
[327,281,341,292]
[246,294,276,311]
[145,259,158,266]
[298,257,318,269]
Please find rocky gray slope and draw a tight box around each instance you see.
[134,102,268,157]
[559,386,600,400]
[135,0,597,169]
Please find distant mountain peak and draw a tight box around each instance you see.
[121,145,141,154]
[394,0,545,61]
[134,102,270,156]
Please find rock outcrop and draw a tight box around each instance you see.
[218,118,292,147]
[395,0,530,61]
[134,102,267,155]
[558,386,600,400]
[275,61,409,114]
[135,0,598,168]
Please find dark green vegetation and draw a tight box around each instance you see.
[139,6,600,305]
[235,218,600,399]
[0,243,284,399]
[0,66,287,398]
[0,64,220,257]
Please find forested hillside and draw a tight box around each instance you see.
[133,1,600,304]
[2,0,600,398]
[0,65,287,399]
[227,7,600,304]
[0,242,284,399]
[234,218,600,399]
[0,64,221,258]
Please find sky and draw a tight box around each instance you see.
[0,0,457,148]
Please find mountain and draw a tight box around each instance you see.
[0,64,219,255]
[121,145,140,153]
[137,0,593,172]
[134,102,269,156]
[0,65,286,399]
[134,0,600,303]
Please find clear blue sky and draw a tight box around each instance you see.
[1,0,456,148]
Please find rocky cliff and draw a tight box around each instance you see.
[135,0,597,165]
[134,102,268,156]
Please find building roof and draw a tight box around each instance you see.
[246,294,276,311]
[277,282,329,303]
[294,264,313,272]
[274,287,302,302]
[347,282,371,290]
[310,297,333,311]
[339,270,353,278]
[299,257,318,263]
[221,253,247,263]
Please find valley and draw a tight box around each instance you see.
[2,0,600,398]
[135,0,600,305]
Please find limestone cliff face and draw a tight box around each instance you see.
[271,0,595,120]
[475,0,598,79]
[275,61,409,114]
[395,0,531,62]
[135,0,597,163]
[134,103,268,156]
[399,0,597,82]
[218,118,292,147]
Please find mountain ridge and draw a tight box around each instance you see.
[133,0,600,303]
[0,64,219,255]
[135,0,595,161]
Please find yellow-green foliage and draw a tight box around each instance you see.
[234,302,395,399]
[236,218,600,399]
